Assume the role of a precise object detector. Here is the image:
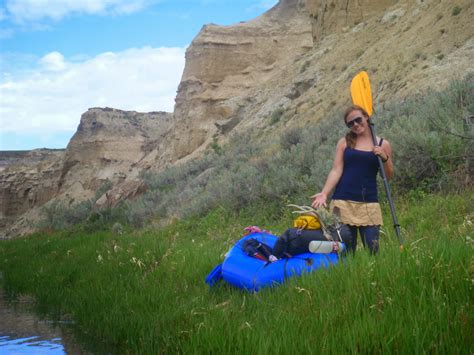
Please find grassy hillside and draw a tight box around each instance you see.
[1,192,472,353]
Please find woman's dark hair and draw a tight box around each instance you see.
[344,105,369,148]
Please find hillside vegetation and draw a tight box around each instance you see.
[40,74,473,230]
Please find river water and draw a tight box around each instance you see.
[0,291,90,354]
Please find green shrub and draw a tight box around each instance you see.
[280,127,302,150]
[270,108,284,125]
[209,137,222,155]
[300,60,310,73]
[452,6,462,16]
[38,200,93,230]
[379,73,473,192]
[94,180,113,199]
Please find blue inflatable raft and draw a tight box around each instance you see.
[205,231,341,292]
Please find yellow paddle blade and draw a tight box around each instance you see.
[350,71,373,117]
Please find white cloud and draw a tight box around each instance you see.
[0,46,186,135]
[5,0,158,22]
[40,51,67,71]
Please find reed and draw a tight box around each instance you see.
[1,192,472,353]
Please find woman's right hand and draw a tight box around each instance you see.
[311,192,327,208]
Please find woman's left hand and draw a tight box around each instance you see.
[373,146,389,162]
[374,139,394,180]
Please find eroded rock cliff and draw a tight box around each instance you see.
[0,149,64,232]
[1,108,171,237]
[57,108,171,200]
[158,0,314,163]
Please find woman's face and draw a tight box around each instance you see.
[345,109,367,134]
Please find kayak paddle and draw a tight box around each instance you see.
[350,71,404,250]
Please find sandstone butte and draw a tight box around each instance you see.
[1,0,473,238]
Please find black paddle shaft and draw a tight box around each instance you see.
[368,119,404,245]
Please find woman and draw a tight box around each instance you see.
[311,105,393,254]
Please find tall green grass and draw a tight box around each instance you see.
[1,192,472,353]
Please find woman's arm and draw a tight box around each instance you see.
[373,139,393,180]
[311,138,346,208]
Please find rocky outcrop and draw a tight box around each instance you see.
[1,0,473,237]
[0,150,64,231]
[1,108,172,238]
[95,179,147,209]
[0,149,64,172]
[56,108,172,203]
[157,0,314,164]
[306,0,400,40]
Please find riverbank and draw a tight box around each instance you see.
[1,192,473,353]
[0,289,88,354]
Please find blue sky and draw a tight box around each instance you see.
[0,0,278,151]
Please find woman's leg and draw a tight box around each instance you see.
[360,225,380,255]
[347,225,359,254]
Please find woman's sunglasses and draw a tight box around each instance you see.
[346,116,363,128]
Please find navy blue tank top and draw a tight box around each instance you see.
[332,147,380,202]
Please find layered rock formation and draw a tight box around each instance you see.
[158,0,314,163]
[306,0,401,40]
[0,150,64,231]
[57,108,171,201]
[1,108,171,237]
[1,0,473,237]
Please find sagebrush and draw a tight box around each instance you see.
[40,75,473,229]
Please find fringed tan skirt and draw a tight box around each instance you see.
[330,199,383,226]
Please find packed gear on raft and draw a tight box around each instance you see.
[241,205,352,262]
[271,205,352,259]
